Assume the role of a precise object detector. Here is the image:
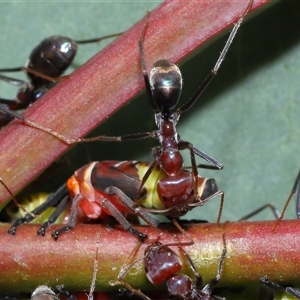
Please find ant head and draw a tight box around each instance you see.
[149,59,182,113]
[27,36,78,82]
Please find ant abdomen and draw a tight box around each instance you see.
[149,59,182,111]
[27,36,78,84]
[201,178,219,200]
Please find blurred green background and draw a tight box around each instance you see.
[0,0,299,223]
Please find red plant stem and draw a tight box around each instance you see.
[0,0,270,206]
[0,220,299,293]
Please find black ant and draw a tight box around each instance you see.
[7,0,253,241]
[111,233,227,300]
[261,276,300,299]
[0,33,121,125]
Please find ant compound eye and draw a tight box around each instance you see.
[149,59,182,112]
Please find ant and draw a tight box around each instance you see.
[0,32,121,125]
[261,276,300,299]
[111,233,227,300]
[7,0,253,241]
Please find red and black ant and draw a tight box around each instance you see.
[111,234,227,300]
[261,276,300,299]
[0,32,121,125]
[7,0,253,241]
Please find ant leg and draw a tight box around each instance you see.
[105,186,160,229]
[0,73,32,88]
[7,183,69,235]
[277,168,300,221]
[0,101,157,145]
[296,170,300,218]
[240,171,300,225]
[272,169,300,231]
[238,203,281,221]
[189,189,225,224]
[177,0,253,114]
[201,233,227,297]
[75,32,122,44]
[138,11,159,112]
[110,280,151,300]
[192,146,223,170]
[23,67,70,82]
[178,141,223,171]
[117,241,143,280]
[170,219,194,247]
[178,246,204,288]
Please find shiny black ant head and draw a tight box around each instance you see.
[27,36,78,84]
[149,59,182,113]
